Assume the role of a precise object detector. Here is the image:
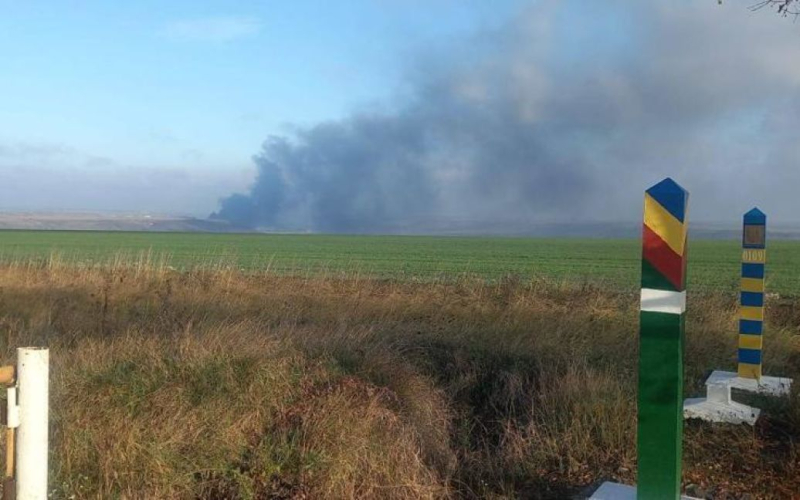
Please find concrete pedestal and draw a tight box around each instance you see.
[683,370,792,425]
[706,370,792,397]
[589,481,699,499]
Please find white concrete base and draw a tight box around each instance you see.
[683,370,760,424]
[589,481,699,499]
[706,370,792,397]
[682,369,793,425]
[683,397,760,425]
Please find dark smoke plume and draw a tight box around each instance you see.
[215,2,800,231]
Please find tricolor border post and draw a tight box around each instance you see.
[638,178,688,499]
[590,178,700,499]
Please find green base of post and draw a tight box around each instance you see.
[637,311,684,499]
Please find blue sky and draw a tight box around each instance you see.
[0,1,522,179]
[3,1,800,228]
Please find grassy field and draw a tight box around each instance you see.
[2,230,800,294]
[0,231,798,498]
[0,264,796,498]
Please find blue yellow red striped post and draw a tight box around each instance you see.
[738,208,766,380]
[638,178,688,499]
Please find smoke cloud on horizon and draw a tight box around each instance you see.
[214,2,800,232]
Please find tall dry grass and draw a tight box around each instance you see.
[0,257,797,498]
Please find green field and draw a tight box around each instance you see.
[2,230,800,293]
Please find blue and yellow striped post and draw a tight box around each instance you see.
[738,208,766,380]
[638,178,688,499]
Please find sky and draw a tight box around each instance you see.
[0,0,523,215]
[2,1,800,230]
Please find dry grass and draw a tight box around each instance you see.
[0,259,797,498]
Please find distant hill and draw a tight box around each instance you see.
[0,212,246,232]
[1,212,799,239]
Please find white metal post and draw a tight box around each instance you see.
[16,348,48,500]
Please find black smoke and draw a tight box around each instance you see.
[214,2,800,232]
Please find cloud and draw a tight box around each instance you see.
[214,2,800,232]
[163,16,260,43]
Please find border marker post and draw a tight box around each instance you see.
[638,178,689,499]
[683,208,791,425]
[738,208,766,380]
[590,178,696,500]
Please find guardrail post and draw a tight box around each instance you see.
[16,348,48,500]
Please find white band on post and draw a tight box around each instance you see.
[640,288,686,315]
